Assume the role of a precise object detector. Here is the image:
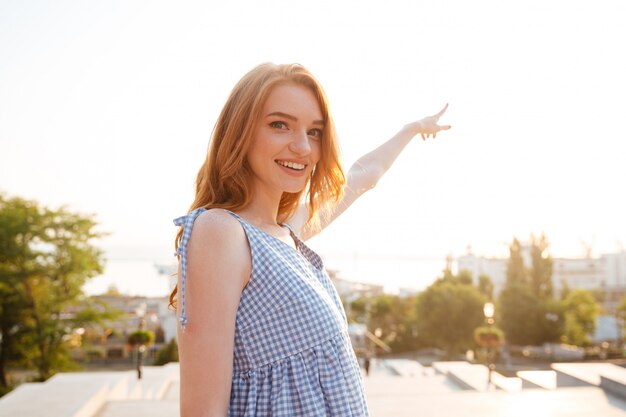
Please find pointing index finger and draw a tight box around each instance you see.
[434,103,449,119]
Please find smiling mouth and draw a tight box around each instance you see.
[275,160,306,171]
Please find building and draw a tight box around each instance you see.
[457,248,626,302]
[64,294,176,363]
[456,253,509,296]
[327,269,384,301]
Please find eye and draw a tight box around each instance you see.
[308,128,323,139]
[269,121,288,130]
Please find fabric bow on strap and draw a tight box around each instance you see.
[173,207,207,330]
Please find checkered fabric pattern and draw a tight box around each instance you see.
[173,207,207,330]
[174,209,369,416]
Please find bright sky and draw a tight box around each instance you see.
[1,0,625,295]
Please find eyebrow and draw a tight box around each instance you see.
[266,111,325,126]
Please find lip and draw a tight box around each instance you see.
[275,159,308,177]
[275,158,308,165]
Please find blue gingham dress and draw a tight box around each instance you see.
[174,208,369,416]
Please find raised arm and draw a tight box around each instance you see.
[177,210,251,417]
[292,104,451,241]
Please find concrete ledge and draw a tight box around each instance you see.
[383,359,424,377]
[600,375,626,400]
[446,369,480,391]
[551,363,625,388]
[491,372,522,393]
[432,361,473,375]
[0,372,130,417]
[432,362,521,392]
[517,370,557,390]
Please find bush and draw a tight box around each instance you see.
[154,338,179,365]
[0,385,14,398]
[474,326,504,347]
[127,330,155,346]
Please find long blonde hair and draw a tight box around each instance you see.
[170,63,345,307]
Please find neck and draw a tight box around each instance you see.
[238,182,283,227]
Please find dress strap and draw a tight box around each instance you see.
[173,207,207,330]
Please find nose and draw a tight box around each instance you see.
[288,129,312,155]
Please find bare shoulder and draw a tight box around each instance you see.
[186,208,250,289]
[192,208,243,239]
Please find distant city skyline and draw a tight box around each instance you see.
[85,241,626,298]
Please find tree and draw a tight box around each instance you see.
[438,265,473,287]
[368,294,419,353]
[0,195,44,387]
[559,281,571,300]
[416,279,486,357]
[562,289,600,346]
[456,269,473,286]
[0,194,106,386]
[346,297,367,324]
[529,233,553,299]
[499,234,562,346]
[478,274,494,300]
[506,238,527,286]
[498,283,562,345]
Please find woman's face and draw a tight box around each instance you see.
[247,82,323,198]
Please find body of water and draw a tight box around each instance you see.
[84,249,447,297]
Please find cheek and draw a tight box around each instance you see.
[311,140,322,164]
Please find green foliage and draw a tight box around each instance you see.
[478,275,494,300]
[542,298,565,343]
[529,233,553,299]
[347,297,367,323]
[499,234,561,346]
[559,281,571,300]
[0,194,106,385]
[345,293,420,353]
[416,278,486,357]
[127,330,155,346]
[498,283,563,345]
[474,326,504,347]
[154,338,179,365]
[506,238,527,286]
[456,269,473,286]
[562,289,600,346]
[437,266,473,287]
[590,289,605,304]
[506,234,554,299]
[368,294,419,353]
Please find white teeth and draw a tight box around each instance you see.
[277,160,305,170]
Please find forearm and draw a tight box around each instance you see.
[298,124,422,240]
[296,104,449,239]
[348,123,419,195]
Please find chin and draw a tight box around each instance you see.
[281,181,308,194]
[283,186,307,194]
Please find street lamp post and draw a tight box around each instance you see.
[135,303,147,380]
[483,302,495,388]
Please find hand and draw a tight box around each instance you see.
[405,103,452,140]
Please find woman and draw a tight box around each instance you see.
[172,63,450,416]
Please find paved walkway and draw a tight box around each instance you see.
[3,361,626,416]
[364,374,626,417]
